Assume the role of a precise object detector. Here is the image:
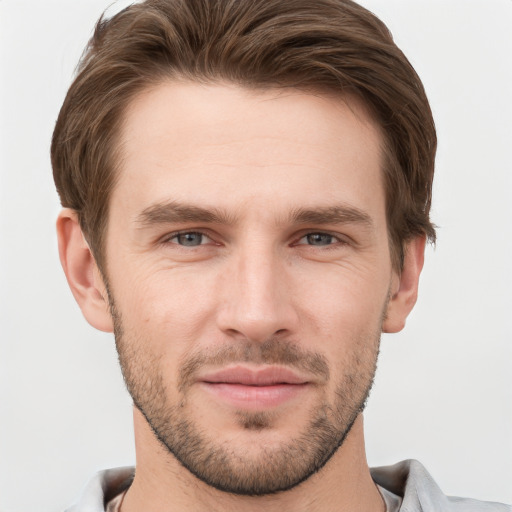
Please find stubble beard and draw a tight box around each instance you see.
[111,299,382,496]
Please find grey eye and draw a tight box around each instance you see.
[174,232,205,246]
[306,233,335,246]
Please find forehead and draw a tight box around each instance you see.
[113,81,385,224]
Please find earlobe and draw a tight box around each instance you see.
[57,209,114,333]
[382,236,426,333]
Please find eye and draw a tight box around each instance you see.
[167,231,211,247]
[297,233,340,246]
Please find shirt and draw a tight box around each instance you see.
[105,484,401,512]
[66,459,511,512]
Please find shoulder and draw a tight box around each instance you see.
[371,459,511,512]
[65,467,134,512]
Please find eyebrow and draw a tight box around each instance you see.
[135,200,373,229]
[289,205,373,228]
[136,200,237,227]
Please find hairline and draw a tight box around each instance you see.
[88,77,402,279]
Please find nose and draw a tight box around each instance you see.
[216,242,299,343]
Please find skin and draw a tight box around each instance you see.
[57,82,425,512]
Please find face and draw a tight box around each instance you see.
[104,82,396,494]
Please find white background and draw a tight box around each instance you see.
[0,1,511,510]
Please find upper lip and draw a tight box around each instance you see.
[199,366,309,386]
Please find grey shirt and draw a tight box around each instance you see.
[66,459,511,511]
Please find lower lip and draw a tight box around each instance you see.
[200,382,309,410]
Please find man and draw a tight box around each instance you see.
[50,0,510,511]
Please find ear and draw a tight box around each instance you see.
[382,236,426,333]
[57,209,114,332]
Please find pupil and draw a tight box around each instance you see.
[307,233,332,246]
[179,233,202,246]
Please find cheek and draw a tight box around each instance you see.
[291,265,388,381]
[112,266,219,350]
[294,263,390,331]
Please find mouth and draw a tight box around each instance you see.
[198,366,311,410]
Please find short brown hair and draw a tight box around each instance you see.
[51,0,436,272]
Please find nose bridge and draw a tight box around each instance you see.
[217,235,296,341]
[239,240,277,309]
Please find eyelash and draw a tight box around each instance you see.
[296,232,347,248]
[162,230,348,249]
[163,230,213,247]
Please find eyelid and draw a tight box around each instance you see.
[293,230,350,246]
[161,229,214,245]
[157,228,352,247]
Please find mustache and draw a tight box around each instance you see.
[178,338,330,392]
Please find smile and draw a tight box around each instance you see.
[198,366,311,410]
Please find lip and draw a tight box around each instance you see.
[198,366,310,410]
[200,366,309,386]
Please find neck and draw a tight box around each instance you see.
[121,408,384,512]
